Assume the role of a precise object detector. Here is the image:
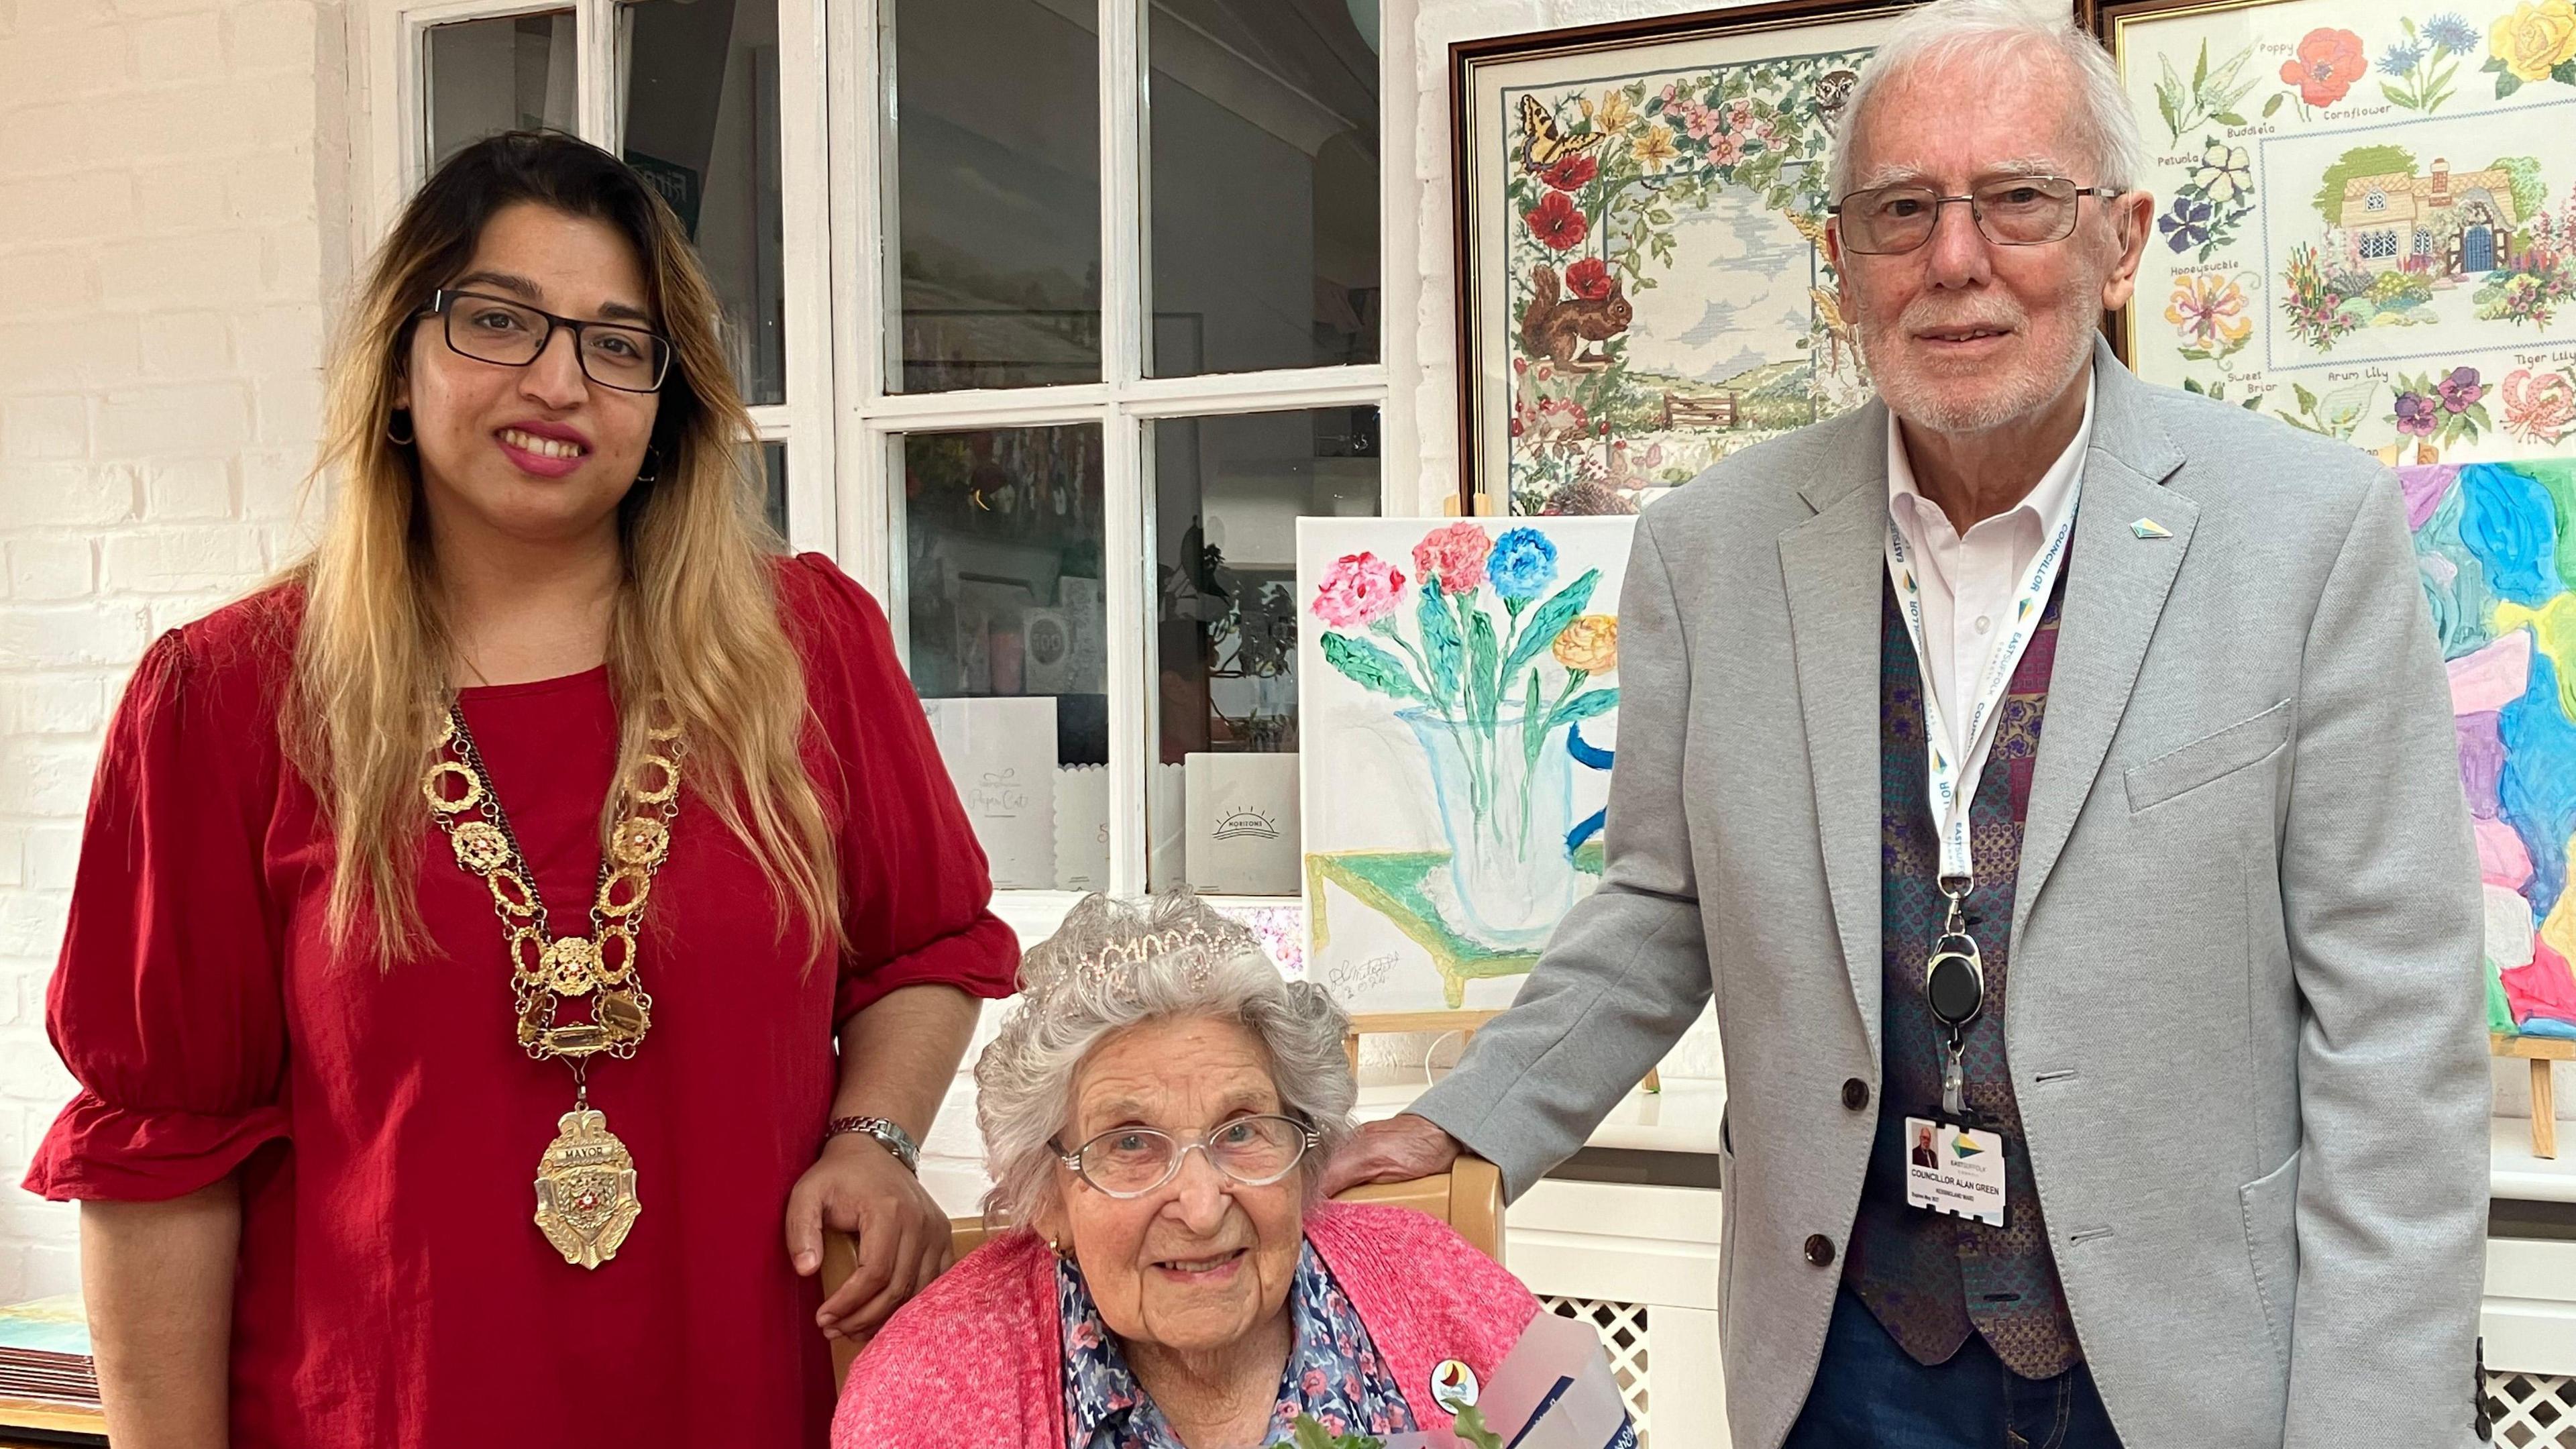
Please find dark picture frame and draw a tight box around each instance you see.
[1448,0,1921,516]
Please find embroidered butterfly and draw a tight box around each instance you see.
[1517,94,1607,173]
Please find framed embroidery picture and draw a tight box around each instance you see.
[1450,0,1920,517]
[2096,0,2576,462]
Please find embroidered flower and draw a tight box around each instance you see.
[2164,273,2252,352]
[2395,389,2440,435]
[1564,256,1615,300]
[2490,0,2576,80]
[1523,191,1588,251]
[2191,139,2253,205]
[1541,152,1599,191]
[2158,195,2216,253]
[2504,368,2576,443]
[2280,28,2367,107]
[1631,121,1679,172]
[2438,366,2486,414]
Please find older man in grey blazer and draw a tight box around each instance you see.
[1324,3,2491,1446]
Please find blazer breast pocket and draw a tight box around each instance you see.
[2124,700,2292,814]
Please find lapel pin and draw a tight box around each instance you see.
[2129,518,2173,540]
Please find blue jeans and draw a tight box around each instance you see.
[1782,1289,2124,1449]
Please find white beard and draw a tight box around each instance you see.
[1856,295,2098,439]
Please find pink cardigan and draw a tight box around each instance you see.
[834,1200,1541,1448]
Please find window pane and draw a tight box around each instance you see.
[904,425,1108,891]
[890,0,1102,391]
[1150,407,1380,894]
[425,12,577,171]
[760,440,786,537]
[1147,0,1379,376]
[622,0,786,406]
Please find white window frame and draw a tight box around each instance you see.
[355,0,839,555]
[829,0,1398,902]
[358,0,1410,908]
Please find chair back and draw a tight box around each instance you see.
[821,1153,1505,1389]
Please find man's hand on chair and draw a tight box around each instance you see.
[1320,1112,1464,1195]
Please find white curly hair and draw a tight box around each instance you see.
[974,892,1357,1229]
[1825,0,2148,201]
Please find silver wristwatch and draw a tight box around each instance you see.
[825,1115,920,1173]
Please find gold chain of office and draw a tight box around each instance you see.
[419,702,686,1269]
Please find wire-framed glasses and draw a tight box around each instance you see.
[1830,176,2124,256]
[425,289,674,393]
[1057,1114,1320,1199]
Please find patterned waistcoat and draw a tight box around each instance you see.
[1843,574,2082,1381]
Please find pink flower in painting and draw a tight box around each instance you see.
[2504,368,2576,444]
[1680,102,1721,140]
[1725,99,1758,131]
[1707,131,1746,166]
[1413,522,1494,594]
[1660,82,1680,102]
[1310,551,1407,628]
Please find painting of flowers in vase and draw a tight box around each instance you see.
[2104,0,2576,461]
[1456,7,1912,517]
[1297,518,1634,1012]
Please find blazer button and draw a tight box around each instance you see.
[1841,1078,1870,1111]
[1804,1234,1836,1267]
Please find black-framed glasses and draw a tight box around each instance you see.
[424,289,673,393]
[1830,176,2124,256]
[1056,1114,1320,1199]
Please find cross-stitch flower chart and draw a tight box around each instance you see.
[2108,0,2576,462]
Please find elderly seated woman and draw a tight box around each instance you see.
[835,894,1539,1448]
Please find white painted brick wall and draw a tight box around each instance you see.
[0,0,346,1304]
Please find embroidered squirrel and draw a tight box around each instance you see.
[1519,264,1631,372]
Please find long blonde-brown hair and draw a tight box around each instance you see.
[290,130,837,965]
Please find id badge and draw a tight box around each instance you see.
[1903,1116,2007,1228]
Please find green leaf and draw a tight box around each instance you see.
[2381,82,2412,109]
[1320,633,1424,704]
[2294,382,2319,412]
[2183,377,2206,394]
[2194,40,2209,89]
[2555,58,2576,85]
[1466,608,1501,733]
[1499,568,1601,684]
[1554,688,1621,726]
[1452,1406,1507,1449]
[1417,578,1464,703]
[2498,70,2524,98]
[2212,111,2247,125]
[1524,672,1549,763]
[2263,92,2286,117]
[2243,394,2263,410]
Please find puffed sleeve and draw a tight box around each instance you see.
[22,626,290,1201]
[782,554,1021,1025]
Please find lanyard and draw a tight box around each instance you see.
[1882,503,2076,891]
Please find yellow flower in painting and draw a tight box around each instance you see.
[1552,614,1619,674]
[1594,89,1638,136]
[1630,122,1679,172]
[2163,273,2253,352]
[2490,0,2576,80]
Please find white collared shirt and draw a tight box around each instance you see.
[1884,379,2094,763]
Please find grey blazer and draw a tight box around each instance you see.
[1411,341,2489,1449]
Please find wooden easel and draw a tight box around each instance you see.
[1345,1009,1660,1093]
[2498,1033,2568,1159]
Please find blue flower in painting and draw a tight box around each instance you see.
[1488,528,1560,600]
[2379,38,2426,75]
[2158,196,2214,253]
[2425,12,2478,50]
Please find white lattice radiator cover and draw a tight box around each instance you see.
[1542,1296,1651,1442]
[2492,1372,2576,1446]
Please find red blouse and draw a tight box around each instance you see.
[23,553,1020,1449]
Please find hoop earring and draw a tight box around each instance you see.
[386,411,414,447]
[633,447,661,485]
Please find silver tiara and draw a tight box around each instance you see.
[1072,924,1218,991]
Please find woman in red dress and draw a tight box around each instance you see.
[22,131,1018,1448]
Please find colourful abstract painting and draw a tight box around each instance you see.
[2108,0,2576,462]
[1297,519,1635,1012]
[1459,9,1908,516]
[2408,458,2576,1036]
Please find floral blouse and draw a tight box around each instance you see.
[1058,1240,1418,1448]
